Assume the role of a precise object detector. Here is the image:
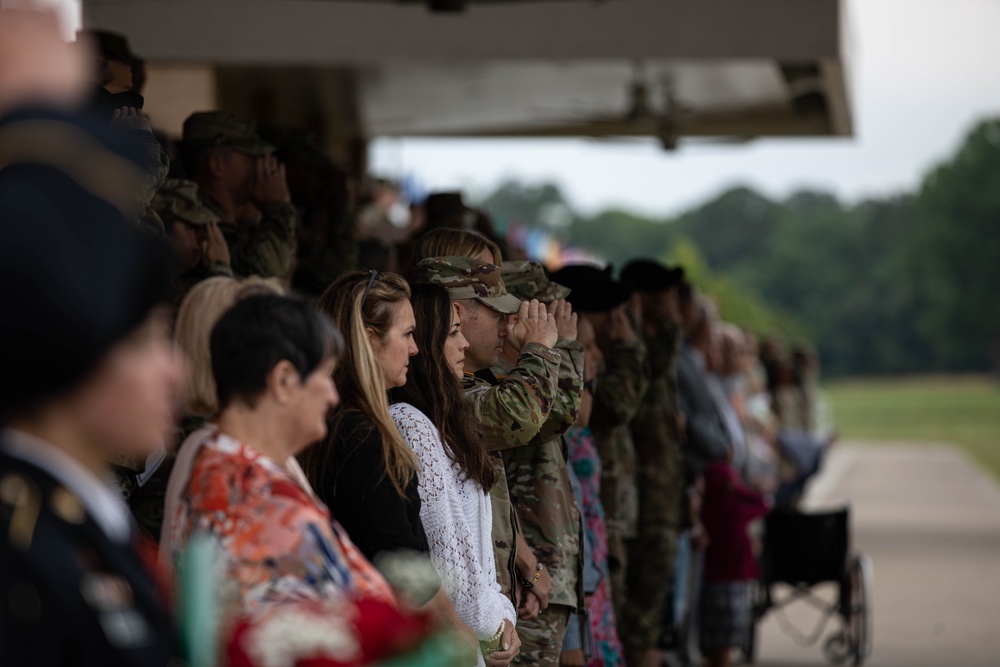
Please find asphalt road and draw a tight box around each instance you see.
[754,443,1000,667]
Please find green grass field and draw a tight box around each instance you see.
[825,375,1000,482]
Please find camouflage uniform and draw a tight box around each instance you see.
[590,338,649,620]
[201,194,297,279]
[497,261,587,665]
[182,112,298,279]
[621,320,686,654]
[134,126,170,228]
[152,179,234,307]
[412,257,561,607]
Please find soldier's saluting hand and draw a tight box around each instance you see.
[506,299,559,352]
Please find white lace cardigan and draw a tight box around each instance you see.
[390,403,516,644]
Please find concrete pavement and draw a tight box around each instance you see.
[754,443,1000,667]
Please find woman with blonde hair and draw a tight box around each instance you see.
[301,271,482,653]
[156,276,283,551]
[167,293,395,614]
[123,276,282,541]
[301,270,424,560]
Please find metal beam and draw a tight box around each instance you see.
[392,106,834,138]
[83,0,842,65]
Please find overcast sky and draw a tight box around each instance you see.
[370,0,1000,216]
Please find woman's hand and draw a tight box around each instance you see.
[484,622,520,667]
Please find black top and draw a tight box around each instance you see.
[318,410,429,563]
[0,448,182,667]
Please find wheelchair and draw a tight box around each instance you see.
[743,506,873,666]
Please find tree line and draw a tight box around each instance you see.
[478,117,1000,378]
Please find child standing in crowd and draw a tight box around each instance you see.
[699,453,770,667]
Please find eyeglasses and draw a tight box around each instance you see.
[361,269,378,306]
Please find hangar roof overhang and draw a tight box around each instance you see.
[83,0,852,147]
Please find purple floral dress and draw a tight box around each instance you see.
[567,426,624,667]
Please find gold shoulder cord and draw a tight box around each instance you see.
[1,474,42,551]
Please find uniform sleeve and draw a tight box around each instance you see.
[391,404,516,638]
[229,201,298,278]
[646,322,682,378]
[533,339,584,444]
[590,339,649,431]
[132,128,169,209]
[465,342,561,452]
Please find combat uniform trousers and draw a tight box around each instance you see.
[514,604,573,667]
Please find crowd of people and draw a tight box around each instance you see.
[0,14,834,667]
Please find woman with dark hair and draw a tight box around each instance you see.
[390,283,521,667]
[168,293,395,613]
[303,271,485,658]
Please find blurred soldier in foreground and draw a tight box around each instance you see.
[550,265,649,625]
[181,111,298,279]
[0,9,185,664]
[619,260,687,667]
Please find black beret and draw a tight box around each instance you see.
[620,259,685,293]
[424,191,470,225]
[0,109,170,416]
[548,264,632,313]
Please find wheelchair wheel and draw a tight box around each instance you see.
[845,554,873,665]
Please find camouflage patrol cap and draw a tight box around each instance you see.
[182,111,272,156]
[412,256,522,314]
[501,260,571,303]
[152,179,220,226]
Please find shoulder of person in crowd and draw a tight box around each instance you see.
[0,458,176,660]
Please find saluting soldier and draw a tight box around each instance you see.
[412,256,563,663]
[497,261,585,667]
[550,265,650,625]
[153,178,234,308]
[180,111,298,280]
[618,260,688,667]
[0,100,185,664]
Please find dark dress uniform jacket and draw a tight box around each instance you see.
[0,448,183,667]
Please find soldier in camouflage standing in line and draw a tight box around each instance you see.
[497,261,585,666]
[181,111,298,280]
[550,265,650,626]
[152,179,234,307]
[410,257,563,648]
[618,260,688,667]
